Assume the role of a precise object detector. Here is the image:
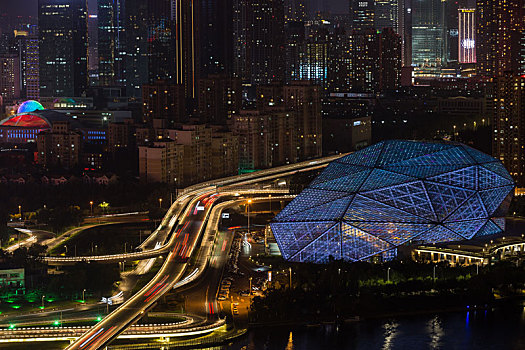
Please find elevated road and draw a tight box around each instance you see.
[61,154,344,349]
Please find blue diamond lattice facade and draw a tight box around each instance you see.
[270,140,515,263]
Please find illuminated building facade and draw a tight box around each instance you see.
[38,0,88,97]
[271,140,514,263]
[98,0,126,87]
[458,9,476,64]
[350,0,375,31]
[476,0,524,78]
[411,0,447,72]
[493,74,525,185]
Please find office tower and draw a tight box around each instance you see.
[125,0,174,98]
[350,0,375,31]
[458,9,476,64]
[493,74,525,185]
[327,27,351,92]
[374,0,398,31]
[98,0,125,86]
[200,0,233,77]
[198,75,241,125]
[300,25,329,87]
[349,30,378,92]
[411,0,447,71]
[173,0,199,100]
[142,81,186,126]
[0,54,20,104]
[234,0,285,86]
[38,0,88,97]
[477,0,524,78]
[284,0,307,23]
[398,0,412,67]
[14,26,39,100]
[379,28,402,91]
[284,21,305,84]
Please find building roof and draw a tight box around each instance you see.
[0,110,84,129]
[271,140,515,263]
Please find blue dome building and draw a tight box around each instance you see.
[270,140,515,263]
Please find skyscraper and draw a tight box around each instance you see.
[493,74,525,185]
[284,0,306,23]
[173,0,199,100]
[98,0,125,86]
[350,0,375,31]
[200,0,234,77]
[38,0,88,97]
[476,0,524,78]
[398,0,412,67]
[0,54,20,104]
[458,9,476,64]
[411,0,447,71]
[125,0,174,97]
[374,0,398,31]
[234,0,285,86]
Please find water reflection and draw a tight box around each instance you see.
[427,316,443,349]
[382,320,398,350]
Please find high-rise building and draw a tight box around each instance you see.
[379,28,402,91]
[0,54,21,105]
[198,75,241,125]
[398,0,412,67]
[173,0,199,101]
[139,139,183,184]
[374,0,398,31]
[284,0,306,23]
[98,0,125,87]
[493,74,525,185]
[234,0,285,85]
[300,24,329,88]
[411,0,447,72]
[24,28,39,100]
[211,130,239,178]
[142,81,186,126]
[284,81,321,160]
[350,0,375,31]
[37,121,82,169]
[458,9,476,64]
[327,27,352,93]
[38,0,88,97]
[125,0,173,97]
[476,0,524,78]
[200,0,233,77]
[284,21,305,84]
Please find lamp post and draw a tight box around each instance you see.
[41,295,45,310]
[64,245,68,255]
[269,194,272,213]
[289,267,292,289]
[247,199,252,235]
[82,289,86,303]
[18,205,22,220]
[159,198,163,208]
[249,277,253,295]
[90,201,93,216]
[433,265,436,281]
[387,267,391,282]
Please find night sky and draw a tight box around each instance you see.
[2,0,348,17]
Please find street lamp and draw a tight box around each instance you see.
[269,194,272,213]
[90,201,93,216]
[82,289,86,303]
[249,276,253,295]
[387,267,391,282]
[247,199,252,235]
[433,265,436,281]
[64,245,68,255]
[159,198,163,208]
[41,295,45,310]
[18,205,21,219]
[289,267,292,289]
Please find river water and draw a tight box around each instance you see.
[227,304,525,350]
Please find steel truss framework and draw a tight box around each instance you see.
[271,140,515,263]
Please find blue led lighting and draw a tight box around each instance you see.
[271,140,515,263]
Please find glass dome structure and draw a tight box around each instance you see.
[17,100,44,114]
[270,140,515,263]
